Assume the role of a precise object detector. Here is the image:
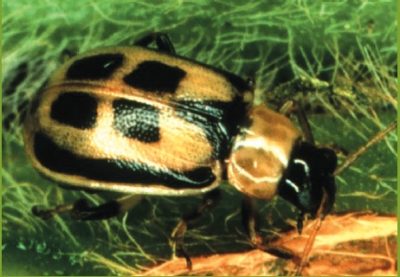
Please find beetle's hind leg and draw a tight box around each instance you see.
[134,32,176,54]
[32,195,142,221]
[32,202,74,220]
[170,189,221,270]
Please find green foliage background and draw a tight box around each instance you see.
[2,0,397,275]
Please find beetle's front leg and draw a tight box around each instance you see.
[32,195,142,221]
[241,196,262,246]
[241,196,297,260]
[170,189,221,270]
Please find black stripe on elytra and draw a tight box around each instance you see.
[113,98,160,143]
[175,97,247,160]
[51,92,97,129]
[123,61,186,93]
[135,46,250,94]
[66,53,124,80]
[33,132,215,188]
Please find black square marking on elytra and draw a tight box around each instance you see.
[66,53,124,80]
[113,98,160,143]
[51,92,97,129]
[123,61,186,93]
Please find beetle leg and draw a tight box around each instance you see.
[71,195,142,220]
[241,196,298,260]
[32,203,74,220]
[241,197,262,246]
[170,189,221,270]
[134,32,176,54]
[296,211,305,234]
[60,49,77,62]
[32,195,142,221]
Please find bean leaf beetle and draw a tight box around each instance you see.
[24,33,337,268]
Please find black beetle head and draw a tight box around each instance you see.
[278,141,337,217]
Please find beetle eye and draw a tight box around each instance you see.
[320,148,337,174]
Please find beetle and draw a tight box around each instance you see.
[23,33,337,268]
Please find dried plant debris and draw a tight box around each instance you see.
[136,213,396,276]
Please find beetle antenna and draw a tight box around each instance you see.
[293,100,315,144]
[334,121,397,176]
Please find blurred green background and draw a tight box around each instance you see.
[2,0,397,275]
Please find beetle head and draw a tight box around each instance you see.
[277,141,337,217]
